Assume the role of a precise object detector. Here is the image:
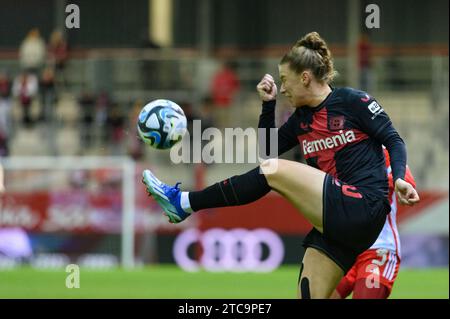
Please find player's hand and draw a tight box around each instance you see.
[395,178,420,206]
[257,74,277,101]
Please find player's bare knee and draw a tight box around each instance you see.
[260,158,284,186]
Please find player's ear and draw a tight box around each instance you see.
[300,71,311,87]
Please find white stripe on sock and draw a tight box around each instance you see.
[180,192,193,213]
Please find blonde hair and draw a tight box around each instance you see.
[280,32,337,83]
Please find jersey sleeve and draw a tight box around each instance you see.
[404,166,416,188]
[348,89,406,181]
[384,148,416,190]
[258,100,299,158]
[347,90,392,138]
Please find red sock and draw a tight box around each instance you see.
[352,278,390,299]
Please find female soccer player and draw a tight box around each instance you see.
[142,32,420,298]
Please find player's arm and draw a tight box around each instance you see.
[257,74,299,157]
[404,165,416,188]
[349,90,419,206]
[384,148,416,190]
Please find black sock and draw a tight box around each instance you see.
[188,167,271,212]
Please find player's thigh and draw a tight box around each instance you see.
[261,159,326,232]
[298,247,344,299]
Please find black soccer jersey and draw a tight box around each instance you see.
[259,87,407,198]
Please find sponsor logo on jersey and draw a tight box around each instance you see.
[368,101,384,120]
[302,130,356,155]
[368,101,381,113]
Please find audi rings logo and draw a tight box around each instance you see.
[173,228,284,272]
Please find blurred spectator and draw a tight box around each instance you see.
[47,30,69,88]
[19,28,46,75]
[39,66,56,122]
[358,32,373,92]
[199,96,216,130]
[211,61,240,107]
[12,71,38,127]
[210,61,240,128]
[107,103,125,154]
[95,91,110,125]
[79,89,96,148]
[95,91,112,144]
[0,71,12,156]
[0,71,11,99]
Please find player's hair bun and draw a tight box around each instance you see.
[280,31,337,83]
[296,32,324,51]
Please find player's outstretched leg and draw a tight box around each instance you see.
[142,170,192,223]
[144,159,326,228]
[143,166,272,223]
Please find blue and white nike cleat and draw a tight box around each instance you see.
[142,169,191,223]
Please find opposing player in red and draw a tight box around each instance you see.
[330,148,416,299]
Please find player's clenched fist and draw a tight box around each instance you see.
[257,74,277,101]
[394,179,420,206]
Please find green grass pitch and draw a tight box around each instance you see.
[0,266,447,299]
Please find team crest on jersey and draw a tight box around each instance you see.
[328,116,345,131]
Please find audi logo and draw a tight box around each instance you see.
[173,228,284,272]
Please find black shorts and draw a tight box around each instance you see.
[303,174,390,273]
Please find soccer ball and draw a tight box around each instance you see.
[137,99,187,150]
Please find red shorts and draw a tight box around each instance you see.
[336,248,400,298]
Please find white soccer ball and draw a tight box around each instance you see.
[137,99,187,150]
